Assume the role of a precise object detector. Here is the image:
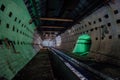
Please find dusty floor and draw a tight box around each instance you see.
[13,49,54,80]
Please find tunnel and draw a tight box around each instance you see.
[0,0,120,80]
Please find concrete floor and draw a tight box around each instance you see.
[13,49,54,80]
[12,48,120,80]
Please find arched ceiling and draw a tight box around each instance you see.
[24,0,107,35]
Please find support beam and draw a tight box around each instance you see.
[43,31,59,33]
[40,18,73,22]
[41,26,65,28]
[29,17,73,24]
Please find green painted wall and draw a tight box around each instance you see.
[0,0,36,79]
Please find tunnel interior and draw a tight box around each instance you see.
[0,0,120,80]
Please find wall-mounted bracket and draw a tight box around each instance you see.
[4,38,20,54]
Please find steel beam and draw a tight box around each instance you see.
[40,26,65,28]
[40,18,73,22]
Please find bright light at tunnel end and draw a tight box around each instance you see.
[56,36,61,47]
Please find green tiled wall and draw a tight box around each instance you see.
[0,0,36,79]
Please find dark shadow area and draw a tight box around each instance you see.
[57,48,120,79]
[13,49,55,80]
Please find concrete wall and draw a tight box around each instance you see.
[60,0,120,66]
[0,0,37,79]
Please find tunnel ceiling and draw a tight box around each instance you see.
[24,0,106,35]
